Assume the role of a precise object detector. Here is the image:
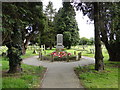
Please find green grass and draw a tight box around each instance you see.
[1,45,105,59]
[0,46,39,59]
[0,46,8,55]
[21,49,38,59]
[1,45,119,89]
[39,45,109,60]
[71,45,95,58]
[45,48,56,55]
[71,45,110,60]
[75,61,119,88]
[45,48,81,56]
[0,58,1,89]
[2,58,46,88]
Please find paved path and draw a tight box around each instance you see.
[23,56,95,88]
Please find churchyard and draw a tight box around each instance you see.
[1,44,119,88]
[1,1,119,89]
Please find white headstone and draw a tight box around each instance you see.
[44,44,45,51]
[56,34,64,49]
[41,45,43,52]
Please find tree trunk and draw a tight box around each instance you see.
[102,39,120,61]
[22,24,37,55]
[6,45,22,73]
[22,34,33,55]
[50,45,52,50]
[94,2,104,71]
[106,46,120,61]
[109,51,120,61]
[6,23,23,73]
[8,59,22,73]
[22,44,27,55]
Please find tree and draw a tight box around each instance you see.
[22,2,45,54]
[2,2,45,55]
[79,37,89,45]
[54,2,80,49]
[75,1,120,61]
[2,2,45,73]
[79,37,94,45]
[89,37,94,45]
[2,3,23,73]
[63,31,72,49]
[94,2,104,71]
[41,1,56,49]
[73,1,104,71]
[99,2,120,61]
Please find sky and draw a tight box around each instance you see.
[42,0,94,39]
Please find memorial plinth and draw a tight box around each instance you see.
[56,34,64,50]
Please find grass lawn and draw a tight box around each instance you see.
[74,60,119,88]
[1,45,118,89]
[1,46,46,88]
[71,45,109,58]
[72,45,119,88]
[21,49,39,59]
[1,57,46,88]
[42,46,119,88]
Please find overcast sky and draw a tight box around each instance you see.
[43,0,94,39]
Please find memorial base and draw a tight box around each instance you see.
[56,45,64,49]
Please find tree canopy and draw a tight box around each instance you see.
[74,1,120,61]
[2,2,45,73]
[54,2,80,49]
[41,1,56,49]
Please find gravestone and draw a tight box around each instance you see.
[43,44,45,51]
[41,45,44,52]
[56,34,64,49]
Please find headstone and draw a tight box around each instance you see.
[33,45,37,54]
[43,44,45,51]
[41,45,43,52]
[78,52,81,60]
[74,51,76,55]
[51,54,54,62]
[39,52,42,60]
[30,46,32,50]
[44,50,46,55]
[67,53,69,62]
[56,34,64,49]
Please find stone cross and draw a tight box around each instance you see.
[56,34,64,49]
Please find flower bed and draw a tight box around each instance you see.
[50,51,76,61]
[51,51,71,57]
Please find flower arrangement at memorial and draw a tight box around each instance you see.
[51,51,71,58]
[50,51,75,61]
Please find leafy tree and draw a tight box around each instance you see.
[2,2,44,73]
[73,1,104,71]
[93,2,104,70]
[2,2,24,73]
[89,37,94,45]
[22,2,44,54]
[54,2,80,49]
[2,2,44,54]
[63,31,72,49]
[79,37,89,45]
[74,1,120,61]
[79,37,94,45]
[41,1,56,49]
[99,2,120,61]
